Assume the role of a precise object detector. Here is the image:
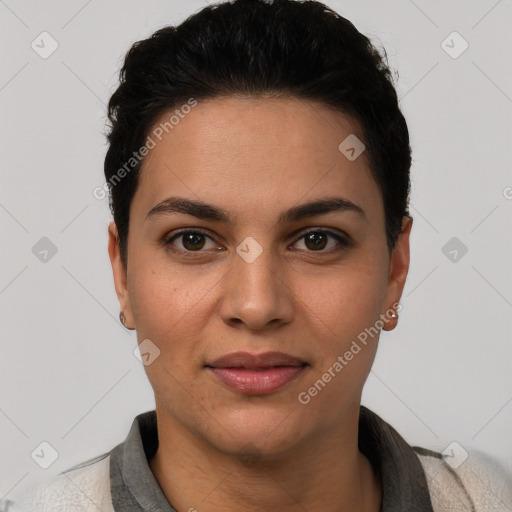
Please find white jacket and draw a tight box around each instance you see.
[4,407,511,511]
[5,449,511,512]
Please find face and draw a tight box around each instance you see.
[108,96,411,458]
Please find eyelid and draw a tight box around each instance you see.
[164,227,350,253]
[291,226,349,241]
[164,228,217,247]
[289,227,350,250]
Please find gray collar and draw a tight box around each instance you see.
[109,406,435,511]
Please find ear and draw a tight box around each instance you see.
[107,221,134,329]
[381,216,413,331]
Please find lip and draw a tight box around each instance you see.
[208,351,306,369]
[206,351,308,395]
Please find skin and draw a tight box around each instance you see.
[108,96,412,512]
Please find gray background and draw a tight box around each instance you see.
[1,0,511,501]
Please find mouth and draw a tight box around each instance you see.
[205,351,309,395]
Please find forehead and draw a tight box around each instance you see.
[145,95,365,161]
[132,96,382,223]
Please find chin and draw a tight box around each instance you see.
[206,406,308,460]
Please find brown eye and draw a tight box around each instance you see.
[304,231,328,251]
[182,232,206,250]
[293,230,349,252]
[165,230,217,252]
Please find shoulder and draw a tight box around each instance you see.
[414,446,512,511]
[9,453,114,512]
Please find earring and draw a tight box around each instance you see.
[382,309,399,331]
[119,311,135,330]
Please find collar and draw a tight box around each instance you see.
[109,406,434,511]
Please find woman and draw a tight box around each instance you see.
[12,0,511,510]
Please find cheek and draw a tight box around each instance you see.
[292,269,385,414]
[295,260,388,342]
[128,266,216,403]
[127,262,220,356]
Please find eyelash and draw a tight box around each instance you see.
[163,228,351,256]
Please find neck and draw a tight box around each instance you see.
[148,405,382,512]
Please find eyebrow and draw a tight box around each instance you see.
[146,196,367,224]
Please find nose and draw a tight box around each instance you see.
[218,241,295,332]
